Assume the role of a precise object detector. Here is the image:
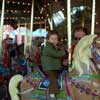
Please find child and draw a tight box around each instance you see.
[41,30,66,100]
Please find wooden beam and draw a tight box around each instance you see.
[19,21,45,25]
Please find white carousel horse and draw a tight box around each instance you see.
[70,34,100,100]
[72,34,100,75]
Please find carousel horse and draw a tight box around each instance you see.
[9,35,100,100]
[72,34,100,75]
[69,34,100,100]
[9,42,71,100]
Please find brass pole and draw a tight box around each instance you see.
[17,22,21,44]
[0,0,5,57]
[82,14,85,27]
[91,0,96,34]
[24,23,27,55]
[29,0,34,46]
[67,0,72,65]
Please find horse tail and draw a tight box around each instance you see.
[9,74,23,100]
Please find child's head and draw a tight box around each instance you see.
[47,30,60,45]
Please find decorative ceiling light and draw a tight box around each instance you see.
[11,10,13,12]
[21,17,24,19]
[51,10,65,26]
[6,10,9,12]
[58,11,65,19]
[38,17,40,19]
[7,1,10,3]
[47,3,50,6]
[23,10,26,13]
[41,17,44,19]
[96,22,98,24]
[15,10,17,12]
[22,2,25,5]
[28,3,31,6]
[12,1,15,4]
[44,5,46,7]
[35,17,37,19]
[28,11,30,13]
[65,38,67,41]
[55,0,58,2]
[17,2,20,4]
[80,6,84,11]
[62,8,64,11]
[71,8,77,15]
[47,14,49,17]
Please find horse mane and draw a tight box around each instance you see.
[72,35,97,75]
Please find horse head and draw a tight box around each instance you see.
[72,35,100,76]
[9,74,23,100]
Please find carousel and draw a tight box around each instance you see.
[0,0,100,100]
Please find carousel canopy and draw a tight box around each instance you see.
[16,27,30,35]
[0,0,93,23]
[0,0,100,33]
[3,25,16,39]
[32,28,48,37]
[3,25,48,38]
[0,0,92,20]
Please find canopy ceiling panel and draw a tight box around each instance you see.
[1,0,100,32]
[0,0,91,19]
